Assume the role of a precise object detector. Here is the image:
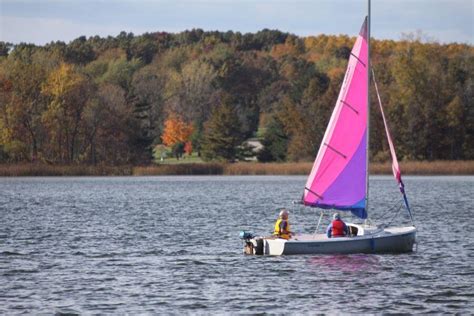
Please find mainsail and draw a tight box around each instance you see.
[303,18,368,219]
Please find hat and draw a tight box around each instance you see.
[333,213,341,220]
[279,209,289,217]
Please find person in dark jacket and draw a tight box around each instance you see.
[326,213,349,238]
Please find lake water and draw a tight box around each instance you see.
[1,176,473,314]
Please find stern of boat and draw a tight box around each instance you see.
[240,231,287,255]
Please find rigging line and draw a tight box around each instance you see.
[350,52,367,67]
[323,143,347,159]
[314,211,324,235]
[375,204,403,231]
[340,100,359,115]
[383,204,403,228]
[372,201,402,222]
[304,187,323,200]
[372,66,415,227]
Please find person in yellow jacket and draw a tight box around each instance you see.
[273,209,293,239]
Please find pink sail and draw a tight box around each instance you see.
[303,18,368,218]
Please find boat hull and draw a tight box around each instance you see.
[245,226,416,256]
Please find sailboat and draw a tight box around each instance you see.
[241,2,417,255]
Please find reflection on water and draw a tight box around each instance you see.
[0,176,473,313]
[308,254,381,273]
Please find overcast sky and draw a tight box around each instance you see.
[1,0,472,45]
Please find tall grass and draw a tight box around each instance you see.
[371,160,474,175]
[0,164,132,176]
[133,163,224,175]
[133,160,474,175]
[223,162,312,175]
[0,160,473,176]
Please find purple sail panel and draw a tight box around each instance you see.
[303,17,368,218]
[307,130,368,219]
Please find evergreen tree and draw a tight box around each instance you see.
[201,98,243,162]
[257,116,288,162]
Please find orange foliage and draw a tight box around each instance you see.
[184,141,193,156]
[161,114,194,146]
[270,40,300,59]
[327,67,345,80]
[0,76,13,92]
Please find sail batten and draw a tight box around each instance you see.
[340,100,360,114]
[303,18,368,219]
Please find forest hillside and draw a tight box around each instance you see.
[0,29,472,165]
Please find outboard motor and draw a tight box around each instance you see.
[239,231,255,240]
[239,231,264,255]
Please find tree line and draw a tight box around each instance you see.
[0,29,472,164]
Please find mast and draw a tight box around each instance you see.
[365,0,371,216]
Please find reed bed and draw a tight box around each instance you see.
[0,164,132,176]
[0,160,473,176]
[371,160,474,175]
[83,160,474,176]
[133,163,224,175]
[223,162,313,175]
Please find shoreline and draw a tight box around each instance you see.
[0,161,473,176]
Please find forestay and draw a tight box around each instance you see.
[372,69,414,222]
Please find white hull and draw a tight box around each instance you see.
[245,225,416,256]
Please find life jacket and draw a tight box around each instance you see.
[273,218,291,239]
[331,219,346,237]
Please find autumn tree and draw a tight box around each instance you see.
[99,57,142,92]
[390,38,454,160]
[180,60,217,123]
[131,60,167,148]
[216,53,277,138]
[161,114,194,146]
[164,58,217,130]
[0,60,48,161]
[161,114,194,159]
[0,73,18,161]
[128,33,159,64]
[184,141,193,156]
[82,83,137,164]
[270,35,304,59]
[41,63,91,162]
